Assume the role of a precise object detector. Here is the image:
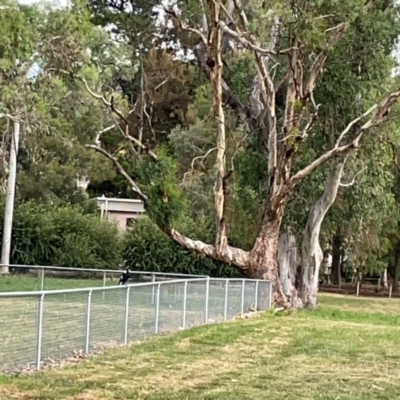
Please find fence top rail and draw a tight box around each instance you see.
[0,277,272,297]
[0,277,213,298]
[0,264,208,278]
[207,278,271,282]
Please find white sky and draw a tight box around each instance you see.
[18,0,69,6]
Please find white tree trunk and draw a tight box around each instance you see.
[301,160,346,307]
[1,121,20,274]
[278,232,303,307]
[382,268,388,288]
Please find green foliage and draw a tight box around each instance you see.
[123,217,243,277]
[1,0,400,281]
[0,201,123,268]
[138,146,189,229]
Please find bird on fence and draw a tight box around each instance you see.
[118,268,131,286]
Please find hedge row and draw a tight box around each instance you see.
[0,200,241,277]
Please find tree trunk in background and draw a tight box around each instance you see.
[331,231,343,285]
[301,160,345,307]
[1,120,20,274]
[338,248,345,289]
[278,232,303,307]
[381,268,388,288]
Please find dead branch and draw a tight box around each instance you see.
[81,79,158,161]
[191,147,218,170]
[218,21,276,56]
[163,5,208,48]
[85,144,148,201]
[232,0,249,30]
[81,78,110,106]
[339,166,367,187]
[95,109,136,146]
[299,92,320,138]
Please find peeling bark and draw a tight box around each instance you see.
[168,228,250,269]
[248,202,292,306]
[207,0,229,256]
[301,160,345,307]
[278,232,303,308]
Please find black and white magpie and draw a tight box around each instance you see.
[118,268,130,285]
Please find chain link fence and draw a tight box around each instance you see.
[0,277,272,373]
[0,264,206,292]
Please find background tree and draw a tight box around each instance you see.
[78,0,400,308]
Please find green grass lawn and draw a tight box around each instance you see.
[2,293,400,399]
[0,274,118,292]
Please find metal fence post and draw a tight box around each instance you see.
[102,272,106,300]
[123,285,130,345]
[241,279,245,314]
[204,277,210,323]
[255,280,259,310]
[40,268,45,291]
[182,280,188,329]
[151,274,156,305]
[154,283,160,334]
[268,281,273,309]
[36,293,45,370]
[223,279,229,321]
[84,290,92,354]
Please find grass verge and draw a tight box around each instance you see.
[1,293,400,399]
[0,274,111,292]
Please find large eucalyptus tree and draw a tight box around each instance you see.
[80,0,400,307]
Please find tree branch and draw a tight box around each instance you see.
[191,146,217,170]
[168,228,250,269]
[339,166,367,187]
[81,79,158,161]
[218,21,276,56]
[163,5,208,48]
[289,89,400,187]
[85,144,148,201]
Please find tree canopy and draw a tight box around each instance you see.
[1,0,400,306]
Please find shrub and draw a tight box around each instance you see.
[0,200,123,268]
[123,217,243,277]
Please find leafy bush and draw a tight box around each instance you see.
[123,217,243,277]
[0,200,123,268]
[0,199,243,276]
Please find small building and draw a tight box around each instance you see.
[96,195,145,231]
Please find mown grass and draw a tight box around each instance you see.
[0,274,117,292]
[1,293,400,399]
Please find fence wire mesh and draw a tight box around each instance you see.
[0,264,206,292]
[0,277,272,373]
[0,296,38,371]
[41,292,87,363]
